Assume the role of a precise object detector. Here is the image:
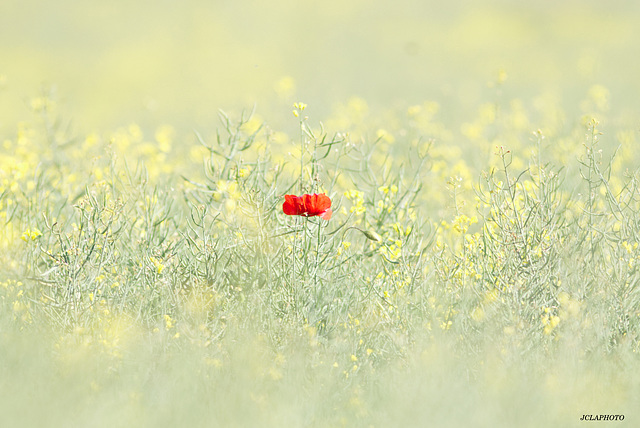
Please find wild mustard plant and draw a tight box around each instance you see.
[1,91,640,427]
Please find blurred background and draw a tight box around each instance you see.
[1,0,640,134]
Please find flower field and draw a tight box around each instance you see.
[2,1,640,427]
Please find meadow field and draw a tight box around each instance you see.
[2,1,640,427]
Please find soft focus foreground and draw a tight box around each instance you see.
[2,1,640,427]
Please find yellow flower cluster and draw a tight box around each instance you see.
[21,227,42,242]
[343,190,366,215]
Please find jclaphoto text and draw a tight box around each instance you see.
[581,415,625,422]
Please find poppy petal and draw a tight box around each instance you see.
[319,208,332,220]
[313,193,331,213]
[304,193,331,216]
[302,194,313,214]
[283,193,332,220]
[283,195,304,215]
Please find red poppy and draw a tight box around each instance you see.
[283,193,332,220]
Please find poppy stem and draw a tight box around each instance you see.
[314,217,321,290]
[292,217,301,316]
